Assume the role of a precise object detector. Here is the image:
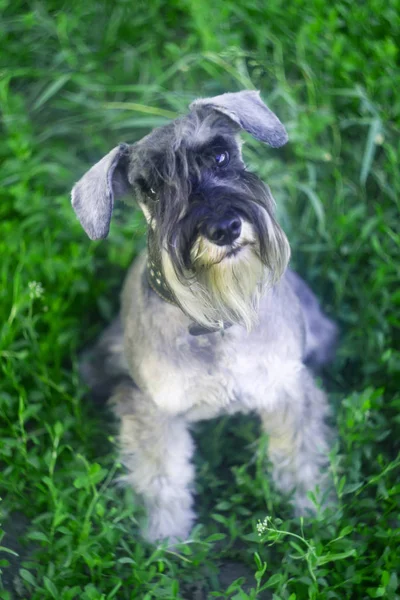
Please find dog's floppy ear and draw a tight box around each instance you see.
[71,143,131,240]
[190,90,288,148]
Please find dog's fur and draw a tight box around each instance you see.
[71,91,337,542]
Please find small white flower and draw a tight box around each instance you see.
[374,133,384,145]
[28,281,44,300]
[257,516,271,535]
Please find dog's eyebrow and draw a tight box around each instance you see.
[194,135,233,153]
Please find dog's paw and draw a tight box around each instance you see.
[143,508,194,544]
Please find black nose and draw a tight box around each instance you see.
[206,216,242,246]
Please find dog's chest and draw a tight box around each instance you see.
[122,256,304,417]
[142,323,302,419]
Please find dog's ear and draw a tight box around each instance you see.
[71,143,131,240]
[190,90,288,148]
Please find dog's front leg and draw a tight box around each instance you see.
[110,382,195,543]
[259,367,333,514]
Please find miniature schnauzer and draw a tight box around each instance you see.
[71,90,337,543]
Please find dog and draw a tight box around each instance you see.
[71,90,337,543]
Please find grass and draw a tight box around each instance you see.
[0,0,399,598]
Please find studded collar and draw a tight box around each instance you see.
[146,229,177,306]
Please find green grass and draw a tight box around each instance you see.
[1,0,399,598]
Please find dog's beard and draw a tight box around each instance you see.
[162,219,290,331]
[195,245,266,331]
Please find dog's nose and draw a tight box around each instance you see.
[207,216,242,246]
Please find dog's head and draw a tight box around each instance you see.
[72,90,290,330]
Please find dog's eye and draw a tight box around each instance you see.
[137,178,157,200]
[215,151,229,167]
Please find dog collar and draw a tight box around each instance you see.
[146,230,229,336]
[146,230,178,306]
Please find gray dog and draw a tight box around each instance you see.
[71,90,337,542]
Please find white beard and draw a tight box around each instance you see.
[162,222,290,331]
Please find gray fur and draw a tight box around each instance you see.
[72,90,337,543]
[286,270,338,368]
[190,90,288,147]
[71,143,130,240]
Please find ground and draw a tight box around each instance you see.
[0,1,399,599]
